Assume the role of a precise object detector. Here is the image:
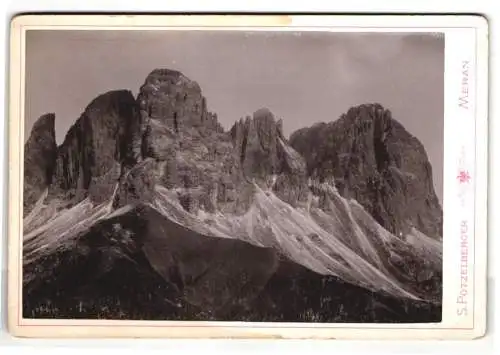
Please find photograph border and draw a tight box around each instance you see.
[7,14,489,339]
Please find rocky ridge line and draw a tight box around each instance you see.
[290,103,443,240]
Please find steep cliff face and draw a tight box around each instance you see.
[51,90,142,204]
[23,113,57,214]
[136,69,250,215]
[137,69,222,134]
[230,108,309,207]
[112,158,157,209]
[290,103,443,240]
[231,108,283,179]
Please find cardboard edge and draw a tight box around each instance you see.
[472,16,490,342]
[7,11,23,339]
[4,13,490,340]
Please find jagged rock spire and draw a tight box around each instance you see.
[23,113,57,213]
[290,103,443,239]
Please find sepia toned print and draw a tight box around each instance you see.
[7,14,488,339]
[22,30,444,323]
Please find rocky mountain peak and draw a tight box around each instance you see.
[23,113,57,213]
[231,108,292,178]
[29,112,56,134]
[230,108,308,207]
[137,68,222,134]
[290,103,442,239]
[50,90,142,204]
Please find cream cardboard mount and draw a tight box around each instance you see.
[7,14,489,339]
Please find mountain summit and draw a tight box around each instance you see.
[290,103,443,240]
[23,113,57,213]
[22,70,443,323]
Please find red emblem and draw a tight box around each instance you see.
[457,170,471,184]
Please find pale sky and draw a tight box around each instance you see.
[25,30,444,201]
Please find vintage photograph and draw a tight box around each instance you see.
[21,29,446,323]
